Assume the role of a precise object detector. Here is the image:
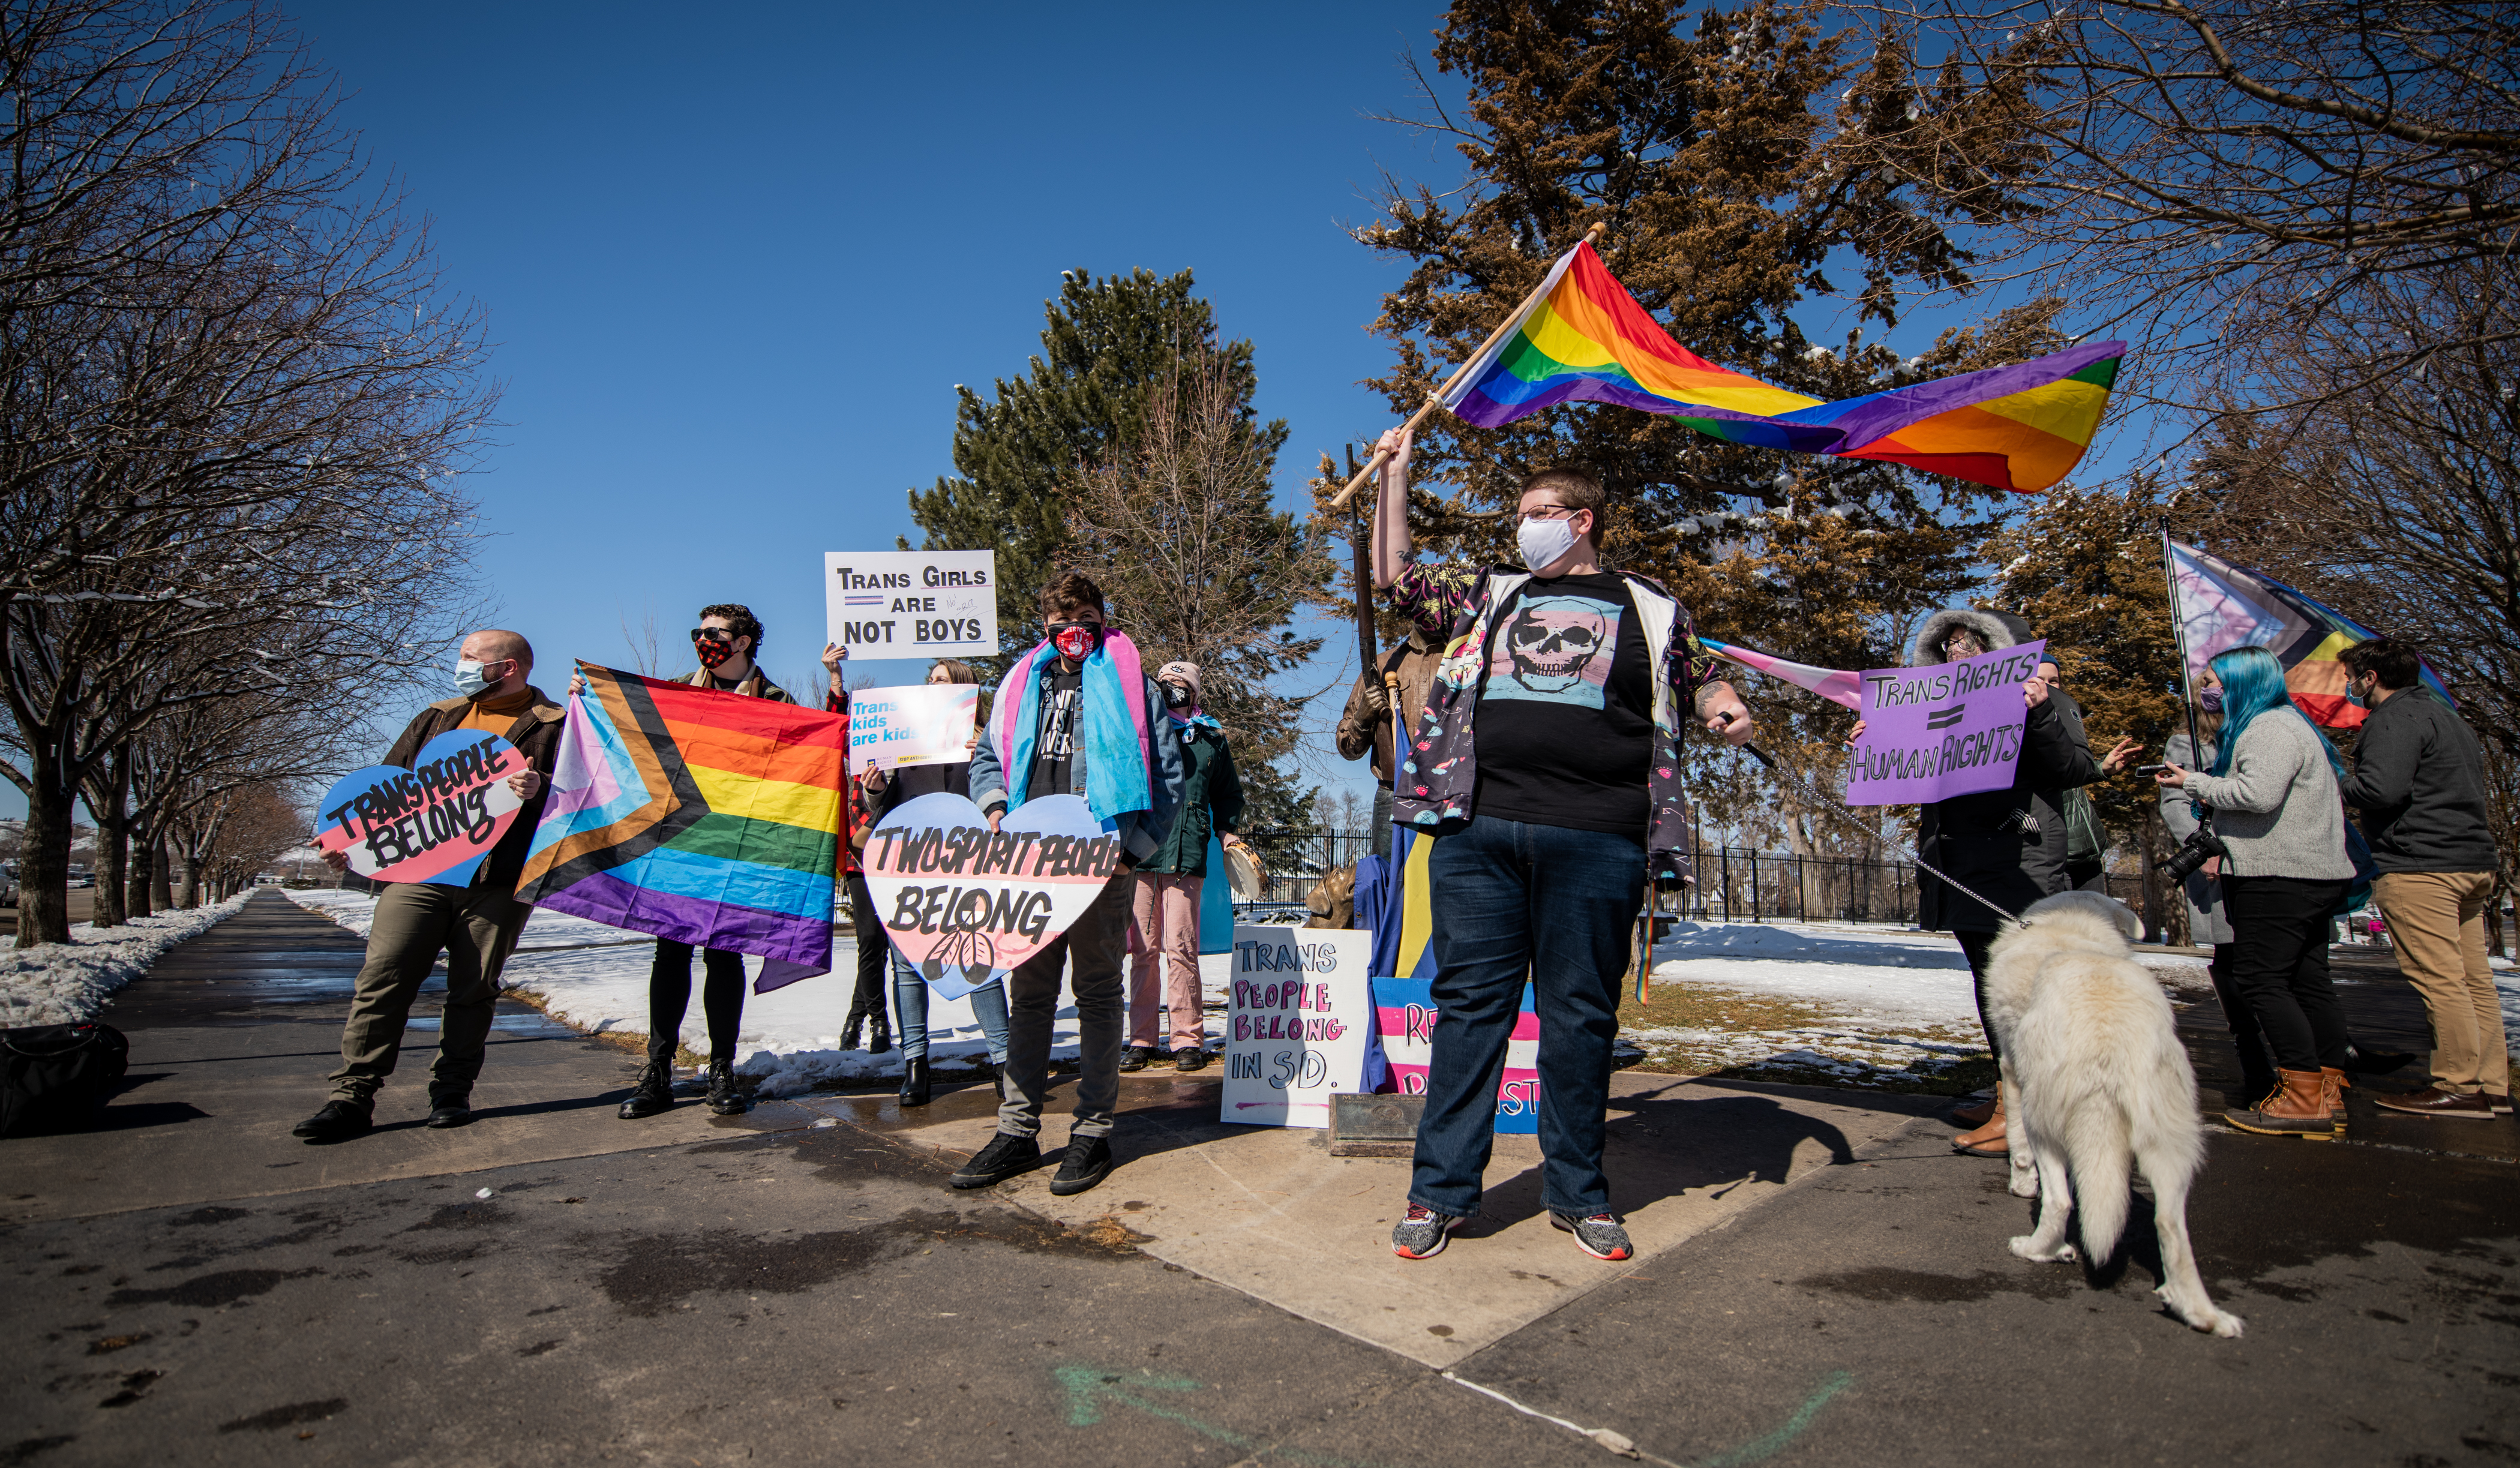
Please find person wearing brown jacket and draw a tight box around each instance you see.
[295,629,563,1143]
[1333,631,1441,848]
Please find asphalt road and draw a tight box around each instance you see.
[4,893,2516,1467]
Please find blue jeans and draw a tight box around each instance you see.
[890,949,1010,1064]
[1411,815,1645,1218]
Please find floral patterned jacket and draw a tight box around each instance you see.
[1384,562,1723,883]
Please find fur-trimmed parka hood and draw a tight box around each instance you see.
[1912,608,2017,667]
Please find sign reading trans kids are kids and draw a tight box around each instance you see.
[1221,926,1373,1129]
[1844,640,2047,806]
[825,551,997,659]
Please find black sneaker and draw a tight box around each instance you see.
[1048,1136,1114,1196]
[1172,1047,1208,1072]
[1550,1210,1634,1262]
[1390,1202,1468,1260]
[292,1100,371,1143]
[950,1131,1042,1189]
[424,1097,472,1129]
[1118,1045,1158,1073]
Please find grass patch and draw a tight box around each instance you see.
[1619,980,1994,1095]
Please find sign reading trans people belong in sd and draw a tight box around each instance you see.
[824,551,996,659]
[1844,640,2046,806]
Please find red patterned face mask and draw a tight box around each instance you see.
[1050,623,1099,662]
[695,634,734,669]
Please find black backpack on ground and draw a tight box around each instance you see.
[1,1022,130,1137]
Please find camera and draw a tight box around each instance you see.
[2157,822,2228,882]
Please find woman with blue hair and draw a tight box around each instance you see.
[2158,646,2360,1137]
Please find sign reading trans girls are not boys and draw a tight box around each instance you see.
[824,551,997,659]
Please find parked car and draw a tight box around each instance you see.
[67,869,95,888]
[0,869,17,907]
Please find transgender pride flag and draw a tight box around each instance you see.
[1699,637,1864,710]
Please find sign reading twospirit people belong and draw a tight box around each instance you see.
[1221,927,1373,1129]
[860,791,1116,999]
[1845,640,2047,806]
[315,731,526,885]
[825,550,997,658]
[845,683,980,774]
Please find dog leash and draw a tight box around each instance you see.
[1718,719,2025,930]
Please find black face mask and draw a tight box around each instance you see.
[1161,684,1193,709]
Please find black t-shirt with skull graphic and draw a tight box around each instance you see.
[1471,571,1654,841]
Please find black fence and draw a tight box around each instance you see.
[1244,829,2155,931]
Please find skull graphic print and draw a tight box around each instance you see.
[1487,592,1620,708]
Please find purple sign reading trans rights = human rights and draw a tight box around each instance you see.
[1843,640,2046,806]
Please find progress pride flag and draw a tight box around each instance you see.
[1844,641,2045,806]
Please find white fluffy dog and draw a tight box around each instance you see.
[1982,891,2245,1337]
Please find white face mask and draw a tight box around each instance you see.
[1517,515,1580,572]
[454,659,502,700]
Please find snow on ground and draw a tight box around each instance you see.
[1631,918,2215,1091]
[0,894,250,1026]
[283,888,1233,1097]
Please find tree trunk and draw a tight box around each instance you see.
[15,748,77,947]
[125,813,155,920]
[151,831,175,912]
[88,756,133,930]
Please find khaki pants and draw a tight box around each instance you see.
[1127,872,1205,1052]
[329,881,535,1107]
[2373,871,2508,1098]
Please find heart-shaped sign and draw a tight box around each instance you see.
[315,730,526,886]
[860,791,1120,998]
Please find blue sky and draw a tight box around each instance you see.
[288,0,1467,815]
[7,1,2153,827]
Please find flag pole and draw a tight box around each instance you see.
[2160,519,2204,764]
[1327,220,1608,512]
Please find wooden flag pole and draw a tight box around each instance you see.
[1327,220,1607,512]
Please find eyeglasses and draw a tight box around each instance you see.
[1519,504,1581,523]
[691,628,734,644]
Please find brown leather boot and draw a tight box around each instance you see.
[1949,1092,1997,1128]
[1952,1091,2008,1155]
[2226,1068,2336,1137]
[2320,1066,2351,1124]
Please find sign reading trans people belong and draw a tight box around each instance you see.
[825,550,996,659]
[1844,640,2046,806]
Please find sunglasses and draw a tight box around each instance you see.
[690,628,738,644]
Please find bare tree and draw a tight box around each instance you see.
[1854,0,2520,406]
[0,1,494,945]
[1065,346,1333,868]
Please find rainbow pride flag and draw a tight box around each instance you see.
[1442,241,2121,494]
[2168,541,2454,730]
[515,663,844,979]
[1699,637,1864,710]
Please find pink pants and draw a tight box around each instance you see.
[1128,871,1205,1050]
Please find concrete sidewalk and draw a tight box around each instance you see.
[4,891,2516,1467]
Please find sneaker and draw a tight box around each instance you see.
[1172,1047,1208,1073]
[1390,1203,1468,1260]
[2491,1095,2513,1115]
[291,1100,371,1143]
[1550,1211,1634,1262]
[1118,1045,1159,1073]
[1048,1136,1114,1196]
[950,1131,1042,1189]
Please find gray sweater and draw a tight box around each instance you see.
[2180,710,2357,881]
[2337,686,2498,874]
